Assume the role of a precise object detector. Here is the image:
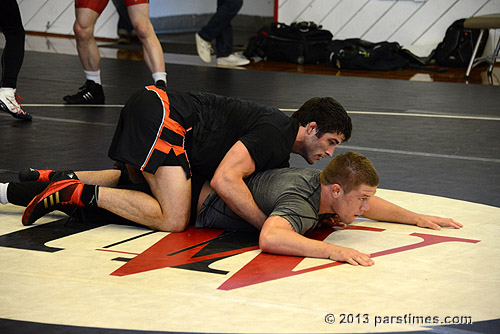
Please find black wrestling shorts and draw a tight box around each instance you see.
[108,85,192,178]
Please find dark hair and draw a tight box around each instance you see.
[319,152,379,193]
[291,97,352,142]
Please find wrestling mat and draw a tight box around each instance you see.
[1,189,499,333]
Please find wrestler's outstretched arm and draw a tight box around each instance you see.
[363,196,463,230]
[259,216,374,266]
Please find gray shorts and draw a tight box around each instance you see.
[195,191,258,232]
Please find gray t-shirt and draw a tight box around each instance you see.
[196,168,322,235]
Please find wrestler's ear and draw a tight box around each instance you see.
[306,121,318,135]
[331,184,342,198]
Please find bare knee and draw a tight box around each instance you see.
[156,215,190,232]
[73,21,93,41]
[132,21,154,41]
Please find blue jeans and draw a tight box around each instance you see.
[198,0,243,58]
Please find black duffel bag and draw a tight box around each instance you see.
[328,39,411,71]
[244,21,333,64]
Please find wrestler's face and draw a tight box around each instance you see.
[303,126,344,164]
[332,184,377,224]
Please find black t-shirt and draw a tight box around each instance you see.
[180,90,300,180]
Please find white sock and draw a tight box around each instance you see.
[0,183,9,204]
[84,70,101,85]
[152,72,167,85]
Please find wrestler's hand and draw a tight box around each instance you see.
[415,214,463,230]
[329,246,374,266]
[319,215,347,229]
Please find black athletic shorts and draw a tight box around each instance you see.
[108,85,192,178]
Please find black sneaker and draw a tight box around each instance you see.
[18,168,55,182]
[63,80,105,104]
[155,80,166,87]
[52,169,79,181]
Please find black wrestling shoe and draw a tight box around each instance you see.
[18,168,78,182]
[155,80,166,87]
[18,168,55,182]
[63,80,105,104]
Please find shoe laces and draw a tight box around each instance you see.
[2,92,28,116]
[200,39,214,54]
[14,94,30,117]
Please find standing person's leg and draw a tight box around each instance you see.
[112,0,134,43]
[0,0,31,120]
[213,0,243,58]
[196,0,236,63]
[0,0,25,89]
[74,8,101,74]
[196,0,248,66]
[214,0,249,66]
[196,0,235,62]
[63,2,106,104]
[127,3,167,86]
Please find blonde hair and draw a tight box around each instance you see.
[319,152,379,193]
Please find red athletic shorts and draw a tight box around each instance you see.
[75,0,149,14]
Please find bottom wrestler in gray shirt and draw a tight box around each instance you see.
[196,168,322,235]
[195,152,462,266]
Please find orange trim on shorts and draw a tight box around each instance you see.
[142,85,189,171]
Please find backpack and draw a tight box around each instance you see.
[244,21,333,64]
[328,39,413,70]
[432,19,489,67]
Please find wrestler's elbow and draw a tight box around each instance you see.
[210,170,235,196]
[259,232,273,253]
[259,227,279,254]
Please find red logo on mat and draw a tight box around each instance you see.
[100,226,480,290]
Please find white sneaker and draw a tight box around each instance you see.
[216,53,250,67]
[0,88,32,121]
[195,33,213,63]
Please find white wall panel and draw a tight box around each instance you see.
[46,5,76,35]
[23,0,73,34]
[385,0,457,47]
[364,1,422,42]
[335,0,394,39]
[18,0,49,30]
[411,0,487,45]
[290,0,329,23]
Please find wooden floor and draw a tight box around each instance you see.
[245,59,500,86]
